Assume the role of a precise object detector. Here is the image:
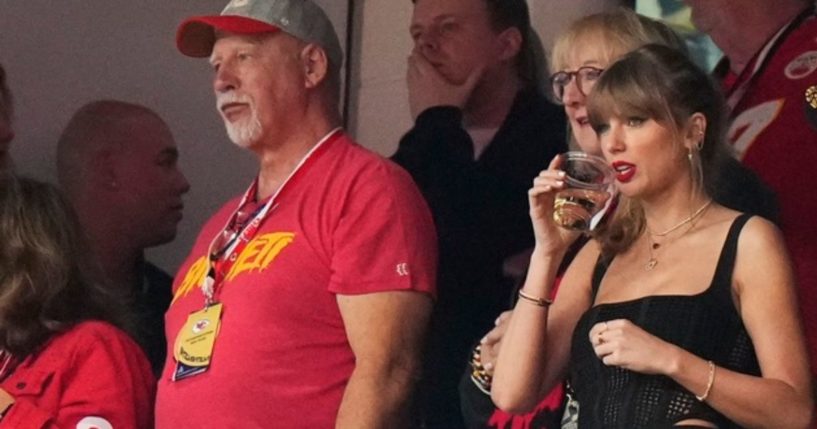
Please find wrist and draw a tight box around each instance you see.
[663,345,680,377]
[530,244,567,263]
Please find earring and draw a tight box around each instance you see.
[688,147,694,163]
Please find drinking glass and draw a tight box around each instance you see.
[552,152,616,232]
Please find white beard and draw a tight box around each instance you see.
[217,91,263,148]
[224,110,262,148]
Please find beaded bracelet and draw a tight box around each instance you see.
[469,344,493,395]
[695,360,716,402]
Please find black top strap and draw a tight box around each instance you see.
[590,214,754,302]
[710,214,754,304]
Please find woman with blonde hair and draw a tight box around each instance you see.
[491,43,813,428]
[0,176,154,428]
[461,9,695,429]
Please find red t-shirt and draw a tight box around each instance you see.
[0,321,155,429]
[156,133,437,428]
[721,11,817,376]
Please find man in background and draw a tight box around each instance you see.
[57,100,190,375]
[392,0,567,426]
[685,0,817,381]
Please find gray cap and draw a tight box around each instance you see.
[176,0,343,70]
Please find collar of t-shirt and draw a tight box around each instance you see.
[466,126,499,160]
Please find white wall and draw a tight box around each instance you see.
[1,0,348,274]
[346,0,415,157]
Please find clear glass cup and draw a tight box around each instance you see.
[552,152,616,232]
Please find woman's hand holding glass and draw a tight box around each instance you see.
[528,155,582,254]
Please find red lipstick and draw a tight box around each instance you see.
[611,161,636,183]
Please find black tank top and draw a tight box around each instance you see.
[570,214,760,428]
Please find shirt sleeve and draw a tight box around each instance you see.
[328,161,438,297]
[0,324,155,429]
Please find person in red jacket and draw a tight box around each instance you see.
[0,176,155,428]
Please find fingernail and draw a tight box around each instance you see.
[484,362,493,371]
[558,171,566,177]
[480,336,487,344]
[556,180,564,186]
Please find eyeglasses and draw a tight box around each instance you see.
[549,66,605,104]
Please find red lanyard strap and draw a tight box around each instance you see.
[200,128,342,306]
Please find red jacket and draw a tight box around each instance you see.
[0,321,155,428]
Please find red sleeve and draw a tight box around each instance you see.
[0,322,155,429]
[328,161,438,297]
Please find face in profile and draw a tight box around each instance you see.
[555,39,615,156]
[210,32,305,149]
[409,0,508,85]
[113,115,190,248]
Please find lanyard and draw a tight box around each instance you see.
[200,127,343,307]
[724,6,815,111]
[0,350,17,383]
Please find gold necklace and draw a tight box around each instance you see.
[649,199,714,237]
[644,199,713,271]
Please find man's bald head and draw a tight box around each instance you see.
[57,100,167,195]
[56,100,189,250]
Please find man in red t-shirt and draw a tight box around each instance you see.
[685,0,817,382]
[156,0,437,428]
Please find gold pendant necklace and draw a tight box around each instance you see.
[644,199,713,271]
[645,238,660,270]
[650,200,713,237]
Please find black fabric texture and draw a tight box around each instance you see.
[393,88,568,428]
[571,214,759,428]
[133,261,173,377]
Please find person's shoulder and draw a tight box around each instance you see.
[738,214,784,247]
[40,321,139,363]
[710,213,787,266]
[797,11,817,34]
[332,133,416,184]
[59,320,134,346]
[775,12,817,79]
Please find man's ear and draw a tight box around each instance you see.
[683,112,707,150]
[93,149,119,191]
[496,27,523,62]
[301,43,329,89]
